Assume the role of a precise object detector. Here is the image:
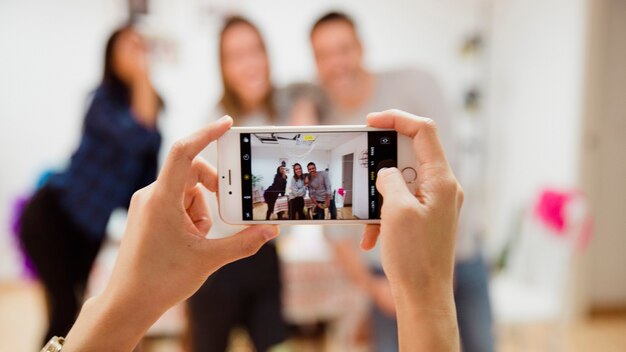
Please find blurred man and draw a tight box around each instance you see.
[307,162,332,219]
[309,12,494,352]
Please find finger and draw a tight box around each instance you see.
[360,225,380,251]
[185,184,212,236]
[188,157,218,193]
[367,110,449,168]
[158,116,232,200]
[376,167,413,201]
[207,225,279,265]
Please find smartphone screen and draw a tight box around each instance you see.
[239,130,397,221]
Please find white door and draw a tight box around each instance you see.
[582,0,626,308]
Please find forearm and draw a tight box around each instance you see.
[131,76,159,128]
[63,292,161,351]
[392,284,459,352]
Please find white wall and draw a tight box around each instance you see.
[329,134,369,219]
[251,147,330,193]
[0,0,500,280]
[484,0,588,258]
[0,0,128,280]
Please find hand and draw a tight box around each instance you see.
[368,277,396,318]
[360,109,462,351]
[361,109,462,293]
[63,116,279,351]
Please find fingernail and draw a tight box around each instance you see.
[219,115,232,123]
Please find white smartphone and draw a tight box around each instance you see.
[217,125,418,225]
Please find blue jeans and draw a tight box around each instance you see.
[454,255,494,352]
[312,205,325,219]
[370,255,494,352]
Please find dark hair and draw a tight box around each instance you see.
[276,165,284,175]
[292,163,303,180]
[102,26,133,104]
[310,11,357,38]
[218,16,276,121]
[307,162,316,169]
[102,26,164,108]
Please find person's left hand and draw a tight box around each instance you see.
[63,116,278,351]
[108,115,278,314]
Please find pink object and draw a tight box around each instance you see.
[533,188,593,251]
[534,190,570,234]
[337,187,345,196]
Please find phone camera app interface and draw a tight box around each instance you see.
[240,131,397,221]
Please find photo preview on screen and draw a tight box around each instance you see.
[239,130,397,221]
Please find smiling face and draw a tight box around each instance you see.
[294,164,302,177]
[311,20,364,93]
[221,22,271,111]
[307,163,317,177]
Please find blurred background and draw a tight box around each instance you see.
[1,0,625,351]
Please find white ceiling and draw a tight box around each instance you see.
[250,132,364,150]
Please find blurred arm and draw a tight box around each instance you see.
[130,75,160,129]
[85,90,161,155]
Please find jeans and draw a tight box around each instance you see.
[19,185,103,344]
[312,204,325,219]
[454,255,495,352]
[370,254,494,352]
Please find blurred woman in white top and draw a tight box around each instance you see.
[188,16,288,352]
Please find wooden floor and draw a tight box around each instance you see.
[253,202,353,221]
[2,281,625,352]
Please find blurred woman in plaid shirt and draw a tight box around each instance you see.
[19,25,163,345]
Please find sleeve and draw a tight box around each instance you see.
[289,178,298,197]
[84,90,161,155]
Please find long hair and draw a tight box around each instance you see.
[102,26,164,108]
[102,26,133,104]
[218,16,275,121]
[292,163,304,181]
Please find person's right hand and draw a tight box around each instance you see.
[360,110,463,351]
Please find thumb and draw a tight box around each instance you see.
[209,225,279,265]
[376,168,412,200]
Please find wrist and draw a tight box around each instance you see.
[63,290,163,351]
[391,278,455,316]
[392,282,459,351]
